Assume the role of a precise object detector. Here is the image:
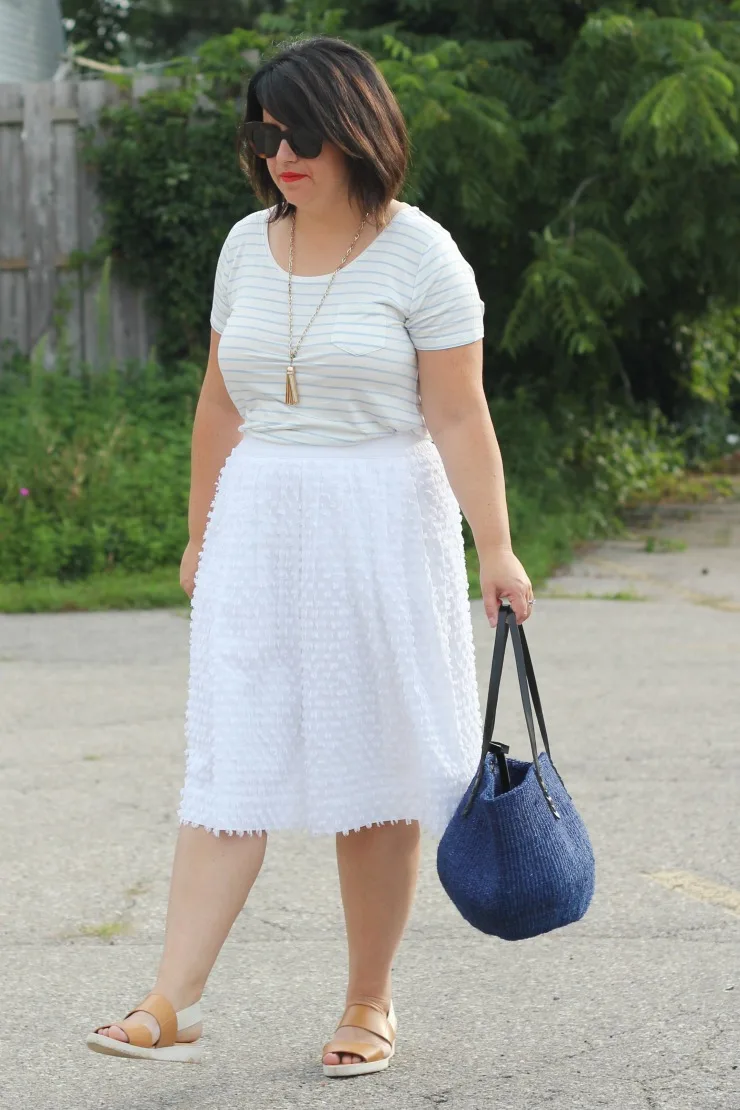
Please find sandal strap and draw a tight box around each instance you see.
[123,992,178,1049]
[115,1020,156,1049]
[322,1038,387,1064]
[175,1000,202,1030]
[336,1003,395,1046]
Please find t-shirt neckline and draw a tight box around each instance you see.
[262,204,417,281]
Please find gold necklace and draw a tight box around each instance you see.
[285,209,369,405]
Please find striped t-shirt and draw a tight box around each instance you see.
[211,204,485,445]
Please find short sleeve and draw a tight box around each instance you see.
[210,230,235,334]
[406,233,485,350]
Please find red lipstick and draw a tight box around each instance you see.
[280,172,307,182]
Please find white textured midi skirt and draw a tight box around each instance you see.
[178,431,483,838]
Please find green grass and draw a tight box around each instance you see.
[1,500,620,613]
[5,534,584,613]
[0,566,186,613]
[644,536,688,553]
[1,489,608,612]
[76,921,131,940]
[11,556,481,612]
[1,476,726,613]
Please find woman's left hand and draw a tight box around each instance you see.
[479,549,534,627]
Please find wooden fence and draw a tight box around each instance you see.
[0,77,165,370]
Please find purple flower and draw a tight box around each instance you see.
[19,488,29,497]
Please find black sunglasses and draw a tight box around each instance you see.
[242,121,323,160]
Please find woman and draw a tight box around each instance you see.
[86,34,534,1077]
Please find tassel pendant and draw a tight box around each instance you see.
[285,365,299,405]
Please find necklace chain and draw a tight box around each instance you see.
[288,215,370,368]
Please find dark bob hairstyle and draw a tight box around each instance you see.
[239,36,409,227]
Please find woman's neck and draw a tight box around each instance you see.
[268,198,406,276]
[291,199,393,236]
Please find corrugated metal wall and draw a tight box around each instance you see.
[0,0,66,83]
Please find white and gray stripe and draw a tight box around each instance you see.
[211,205,485,445]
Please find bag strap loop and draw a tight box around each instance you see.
[462,602,561,820]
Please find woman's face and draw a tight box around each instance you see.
[262,108,349,208]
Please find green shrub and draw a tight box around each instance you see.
[463,392,700,593]
[0,352,716,597]
[0,351,199,583]
[461,389,689,550]
[72,8,740,425]
[566,402,686,507]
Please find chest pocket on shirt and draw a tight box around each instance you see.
[330,308,387,356]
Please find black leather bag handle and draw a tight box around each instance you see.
[462,602,561,820]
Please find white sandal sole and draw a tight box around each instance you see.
[86,1032,203,1062]
[86,994,203,1062]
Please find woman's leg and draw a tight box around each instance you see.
[324,819,421,1066]
[97,823,267,1043]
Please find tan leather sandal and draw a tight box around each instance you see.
[322,999,397,1078]
[86,991,203,1062]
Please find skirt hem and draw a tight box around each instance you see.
[178,811,450,840]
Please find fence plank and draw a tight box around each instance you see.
[0,84,28,360]
[77,78,122,370]
[52,81,84,369]
[0,107,78,125]
[132,75,162,99]
[132,79,167,362]
[109,75,164,365]
[23,82,57,364]
[1,77,174,372]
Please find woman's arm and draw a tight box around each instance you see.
[417,339,533,625]
[187,328,244,546]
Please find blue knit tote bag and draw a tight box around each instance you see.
[437,603,595,940]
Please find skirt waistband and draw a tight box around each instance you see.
[237,431,429,460]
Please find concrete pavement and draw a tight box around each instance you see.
[1,490,738,1110]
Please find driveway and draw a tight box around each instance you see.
[1,490,738,1109]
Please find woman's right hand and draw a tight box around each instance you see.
[180,539,203,600]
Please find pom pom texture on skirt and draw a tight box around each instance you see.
[178,433,483,838]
